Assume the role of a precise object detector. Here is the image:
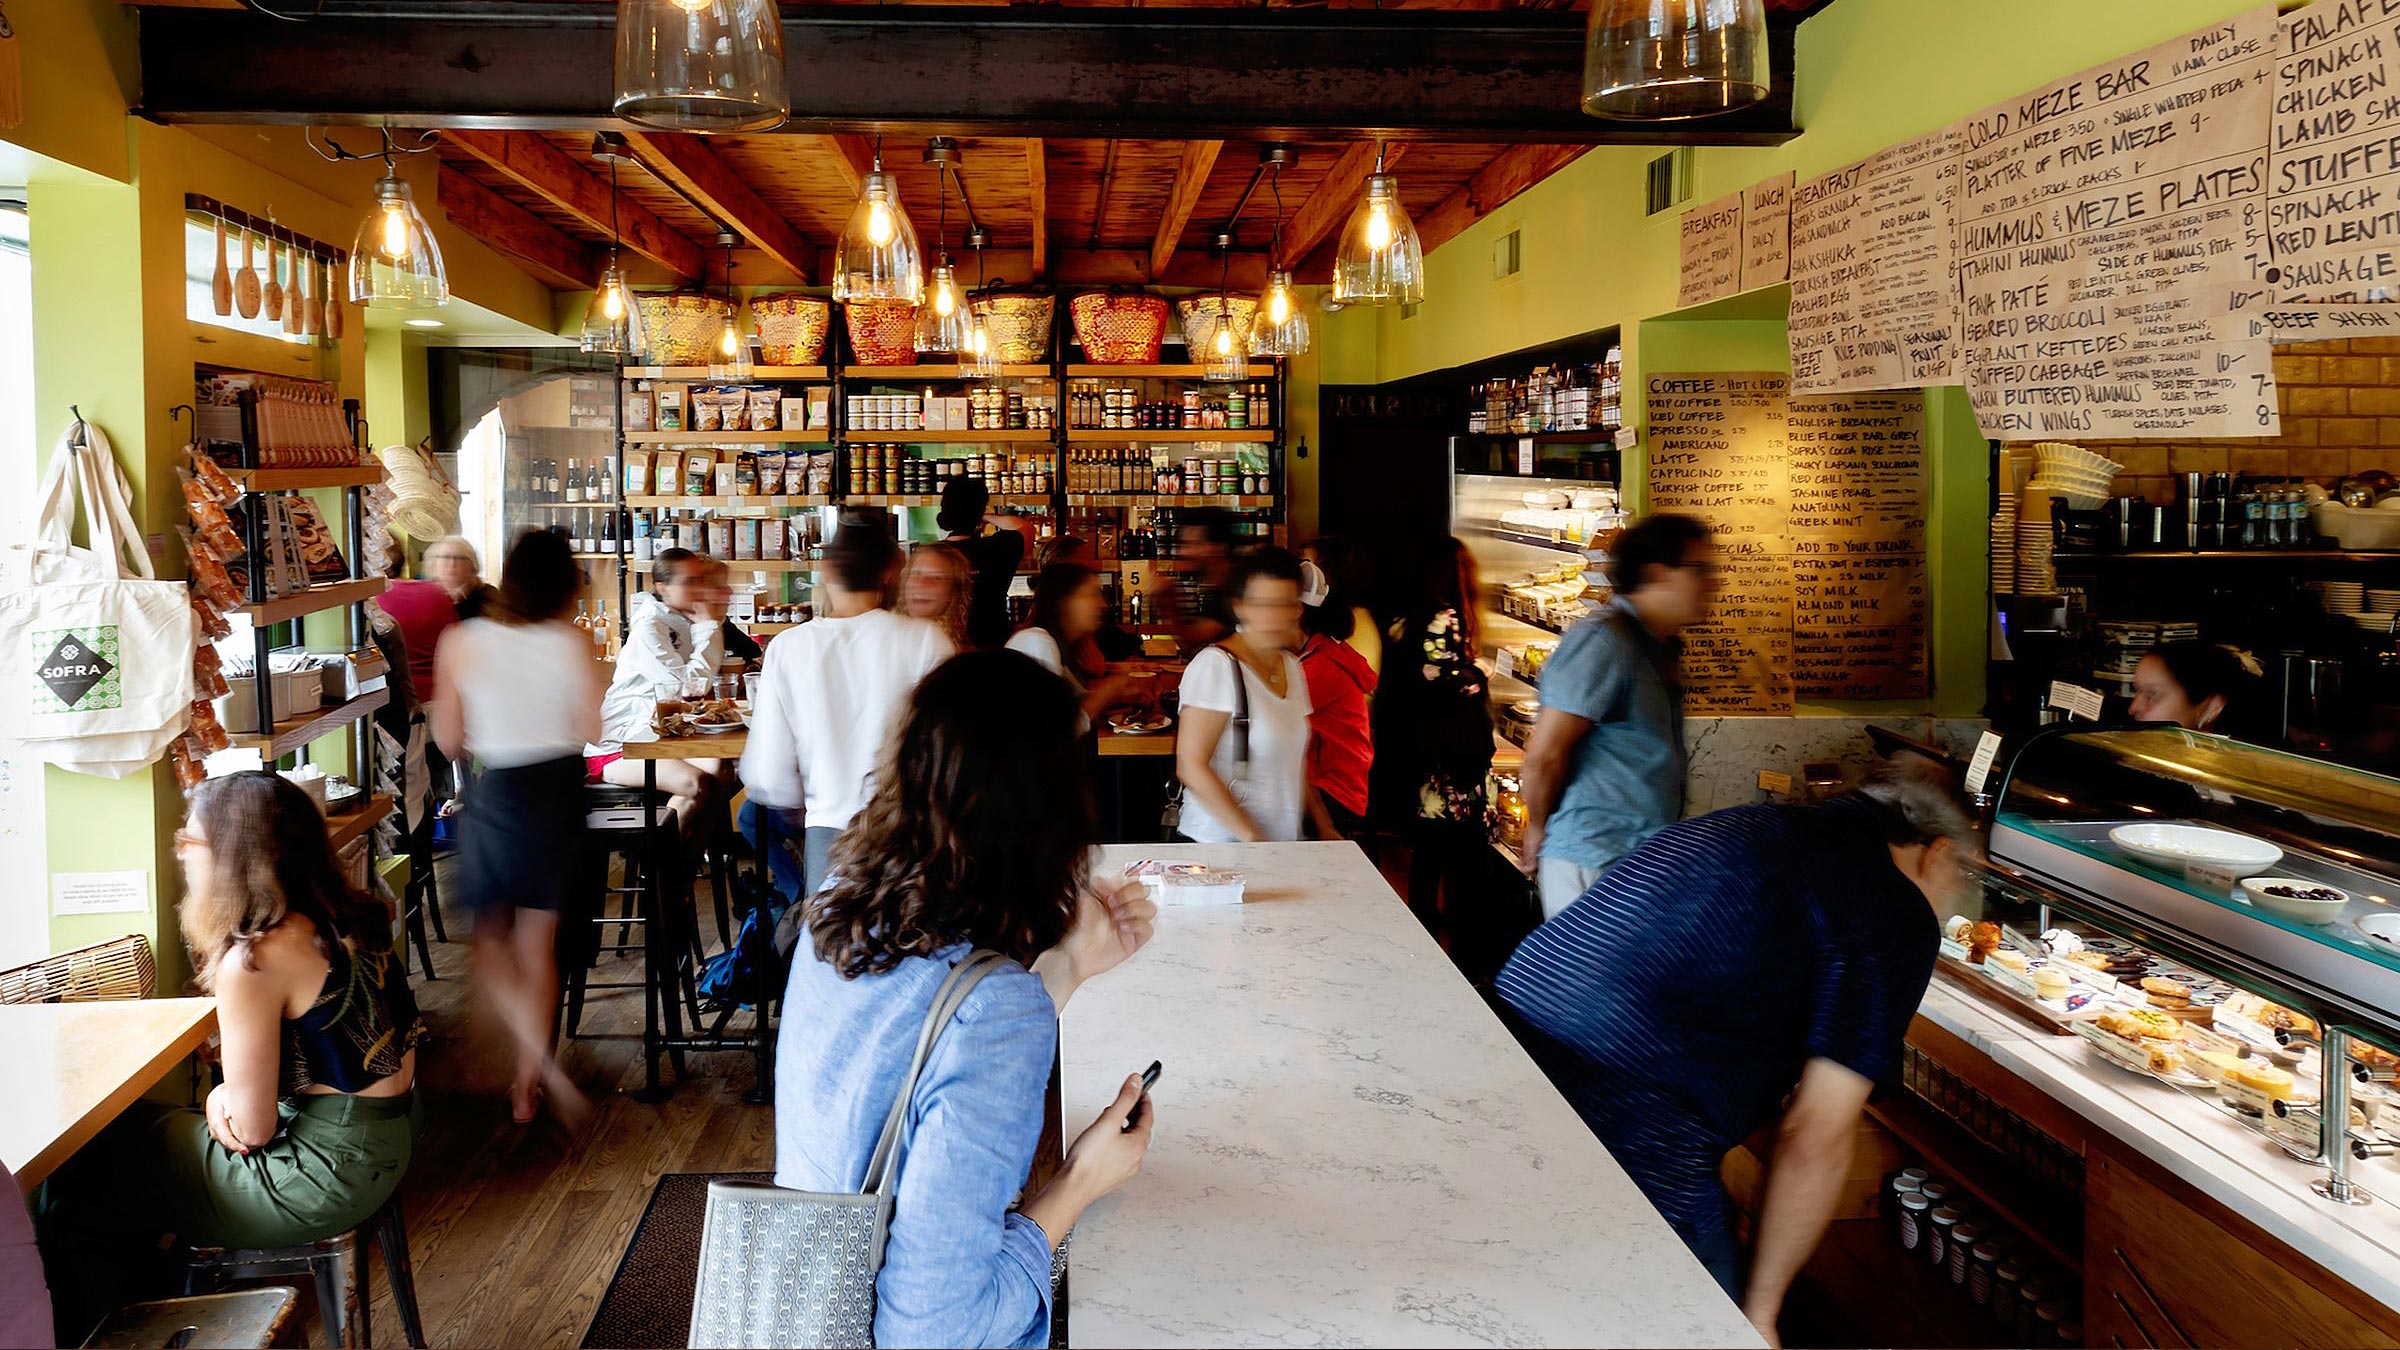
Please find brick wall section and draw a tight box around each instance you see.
[2015,337,2400,505]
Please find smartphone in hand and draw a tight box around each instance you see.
[1124,1059,1163,1131]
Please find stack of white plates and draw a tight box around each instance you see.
[2325,581,2365,614]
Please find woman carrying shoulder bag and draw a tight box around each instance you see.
[775,649,1160,1348]
[1172,549,1314,844]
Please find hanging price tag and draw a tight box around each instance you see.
[2047,681,2106,722]
[1517,438,1536,475]
[1966,731,2005,796]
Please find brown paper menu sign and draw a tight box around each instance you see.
[1788,124,1966,394]
[1788,395,1928,699]
[1678,191,1746,308]
[1742,172,1795,289]
[1647,374,1929,710]
[1957,7,2280,440]
[1648,372,1793,713]
[2271,0,2400,300]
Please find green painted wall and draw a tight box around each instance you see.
[1326,0,2261,718]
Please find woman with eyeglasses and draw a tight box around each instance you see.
[45,773,423,1331]
[1172,548,1314,843]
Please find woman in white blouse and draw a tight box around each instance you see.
[1007,562,1126,725]
[1172,549,1314,843]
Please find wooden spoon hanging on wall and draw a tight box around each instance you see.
[263,234,285,324]
[210,216,232,316]
[234,228,261,319]
[325,256,343,342]
[309,253,326,336]
[293,248,312,336]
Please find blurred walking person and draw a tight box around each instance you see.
[430,528,604,1125]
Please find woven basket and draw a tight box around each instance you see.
[635,292,734,367]
[843,299,919,366]
[1070,292,1170,364]
[970,293,1056,363]
[1175,295,1260,355]
[0,934,156,1004]
[750,293,831,366]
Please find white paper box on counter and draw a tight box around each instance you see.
[1123,859,1246,907]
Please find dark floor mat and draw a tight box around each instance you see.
[581,1170,769,1349]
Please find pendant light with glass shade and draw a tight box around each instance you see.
[1198,232,1251,384]
[312,126,446,309]
[832,135,924,304]
[614,0,789,133]
[1331,143,1424,307]
[914,140,974,356]
[960,227,1003,381]
[580,138,648,356]
[708,231,755,380]
[1582,0,1768,121]
[1252,144,1310,356]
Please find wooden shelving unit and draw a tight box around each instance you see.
[623,365,827,380]
[1066,363,1250,379]
[325,793,395,851]
[632,558,818,574]
[1067,493,1277,509]
[869,429,1054,444]
[623,430,831,445]
[229,688,389,759]
[846,363,1052,380]
[625,494,830,509]
[235,576,387,624]
[1065,428,1275,444]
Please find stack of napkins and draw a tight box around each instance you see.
[1123,859,1246,907]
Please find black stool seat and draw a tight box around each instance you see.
[177,1194,423,1348]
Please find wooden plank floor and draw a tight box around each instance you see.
[355,868,774,1349]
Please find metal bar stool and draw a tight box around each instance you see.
[568,785,700,1057]
[177,1194,424,1349]
[82,1287,297,1349]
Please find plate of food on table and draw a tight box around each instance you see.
[1105,709,1173,735]
[655,698,745,736]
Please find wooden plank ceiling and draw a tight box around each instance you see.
[435,132,1600,292]
[129,0,1832,292]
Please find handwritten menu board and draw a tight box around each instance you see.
[1743,172,1795,289]
[1787,396,1928,700]
[1957,7,2281,440]
[1647,373,1930,711]
[1679,191,1746,308]
[1788,125,1966,394]
[2271,0,2400,299]
[1647,372,1793,714]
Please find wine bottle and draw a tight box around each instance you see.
[565,458,583,504]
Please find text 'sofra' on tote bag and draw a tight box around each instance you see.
[689,950,1009,1349]
[0,421,195,777]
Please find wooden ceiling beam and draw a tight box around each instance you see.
[1282,141,1408,273]
[1414,143,1591,255]
[1148,139,1222,279]
[824,135,880,198]
[132,4,1802,145]
[620,131,815,284]
[442,130,707,281]
[435,167,598,291]
[1024,139,1048,280]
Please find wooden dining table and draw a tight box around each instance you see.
[1,997,217,1193]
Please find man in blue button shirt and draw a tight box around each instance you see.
[1516,513,1716,917]
[1496,774,1972,1345]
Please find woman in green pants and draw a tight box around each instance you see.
[47,772,423,1331]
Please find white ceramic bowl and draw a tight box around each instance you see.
[2110,823,2283,872]
[2239,876,2350,925]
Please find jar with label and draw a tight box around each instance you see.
[1968,1235,2006,1305]
[1990,1261,2025,1327]
[1885,1172,1925,1244]
[1895,1193,1930,1253]
[1927,1207,1960,1267]
[1945,1223,1979,1285]
[1227,387,1248,429]
[2014,1281,2048,1346]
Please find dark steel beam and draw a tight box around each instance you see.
[133,2,1801,145]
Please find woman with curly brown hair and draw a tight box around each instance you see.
[774,649,1159,1348]
[901,539,975,650]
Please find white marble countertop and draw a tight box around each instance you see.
[1916,981,2400,1311]
[1060,841,1761,1349]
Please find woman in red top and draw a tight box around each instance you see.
[1299,540,1378,840]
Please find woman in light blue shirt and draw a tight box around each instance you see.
[776,649,1160,1348]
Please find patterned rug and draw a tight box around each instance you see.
[582,1170,769,1349]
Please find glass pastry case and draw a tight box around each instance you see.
[1969,726,2400,1204]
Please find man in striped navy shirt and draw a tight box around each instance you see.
[1495,774,1973,1346]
